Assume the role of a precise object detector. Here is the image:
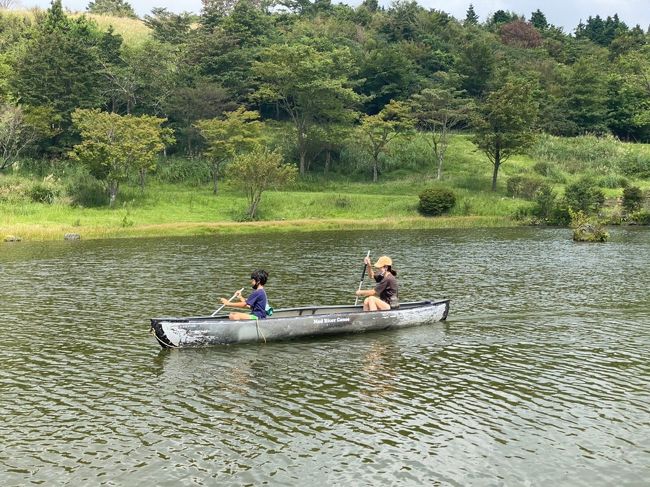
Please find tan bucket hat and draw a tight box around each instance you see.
[373,256,392,268]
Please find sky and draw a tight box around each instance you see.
[15,0,650,34]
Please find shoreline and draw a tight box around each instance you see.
[1,216,517,242]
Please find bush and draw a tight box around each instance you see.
[619,152,650,179]
[532,160,566,182]
[155,156,211,185]
[631,209,650,225]
[564,178,605,214]
[532,185,557,220]
[0,176,29,203]
[418,188,456,216]
[507,175,548,199]
[28,179,61,204]
[570,210,608,242]
[66,172,109,207]
[597,175,629,189]
[622,186,644,213]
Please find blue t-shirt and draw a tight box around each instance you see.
[246,288,267,319]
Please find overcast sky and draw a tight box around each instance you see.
[16,0,650,34]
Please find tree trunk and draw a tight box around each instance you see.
[248,193,262,219]
[325,150,331,174]
[139,168,146,191]
[491,149,501,192]
[109,180,119,207]
[372,159,378,183]
[212,161,219,195]
[437,153,443,180]
[299,149,306,176]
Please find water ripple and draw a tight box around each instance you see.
[1,228,649,485]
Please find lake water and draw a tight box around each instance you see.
[1,227,649,485]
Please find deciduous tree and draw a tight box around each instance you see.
[227,145,297,219]
[356,100,412,182]
[409,75,473,179]
[472,79,538,191]
[253,43,361,175]
[70,109,174,206]
[195,107,263,194]
[0,104,53,171]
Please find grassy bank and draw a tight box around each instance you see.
[2,133,649,242]
[0,180,517,241]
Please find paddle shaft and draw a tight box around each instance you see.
[212,287,246,316]
[354,251,371,306]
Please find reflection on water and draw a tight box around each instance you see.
[1,227,649,485]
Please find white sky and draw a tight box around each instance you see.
[15,0,650,33]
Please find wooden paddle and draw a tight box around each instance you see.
[354,251,371,306]
[212,287,245,317]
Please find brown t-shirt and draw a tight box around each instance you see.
[375,273,399,308]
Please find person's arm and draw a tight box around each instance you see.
[364,256,375,280]
[220,291,250,309]
[356,288,376,297]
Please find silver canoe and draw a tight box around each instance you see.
[150,299,450,348]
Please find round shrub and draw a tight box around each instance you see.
[619,153,650,179]
[28,181,61,204]
[564,178,605,214]
[507,175,549,200]
[418,188,456,216]
[622,186,643,213]
[66,173,108,207]
[532,185,557,220]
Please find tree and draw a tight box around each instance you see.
[70,109,174,206]
[487,10,521,30]
[615,47,650,139]
[10,1,109,151]
[143,8,192,44]
[464,4,479,26]
[472,79,538,191]
[409,76,473,180]
[529,9,548,30]
[165,83,234,155]
[356,100,412,182]
[565,51,610,134]
[0,104,53,171]
[252,43,361,175]
[457,34,497,97]
[87,0,137,18]
[103,40,179,116]
[499,20,542,48]
[357,42,423,114]
[227,146,297,219]
[195,107,264,194]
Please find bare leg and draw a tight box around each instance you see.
[229,312,252,320]
[366,296,390,311]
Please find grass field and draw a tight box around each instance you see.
[5,8,152,45]
[1,133,649,241]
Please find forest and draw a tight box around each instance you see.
[0,0,649,237]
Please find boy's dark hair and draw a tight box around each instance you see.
[251,269,268,285]
[386,265,397,277]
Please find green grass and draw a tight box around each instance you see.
[2,133,649,241]
[7,9,152,46]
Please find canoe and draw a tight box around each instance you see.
[150,299,450,348]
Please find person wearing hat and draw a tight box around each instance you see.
[355,255,399,311]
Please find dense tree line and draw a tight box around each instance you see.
[0,0,649,189]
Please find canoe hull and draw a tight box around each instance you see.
[150,299,450,348]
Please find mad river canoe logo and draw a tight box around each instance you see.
[313,316,351,326]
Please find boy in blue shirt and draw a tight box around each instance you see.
[220,270,269,320]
